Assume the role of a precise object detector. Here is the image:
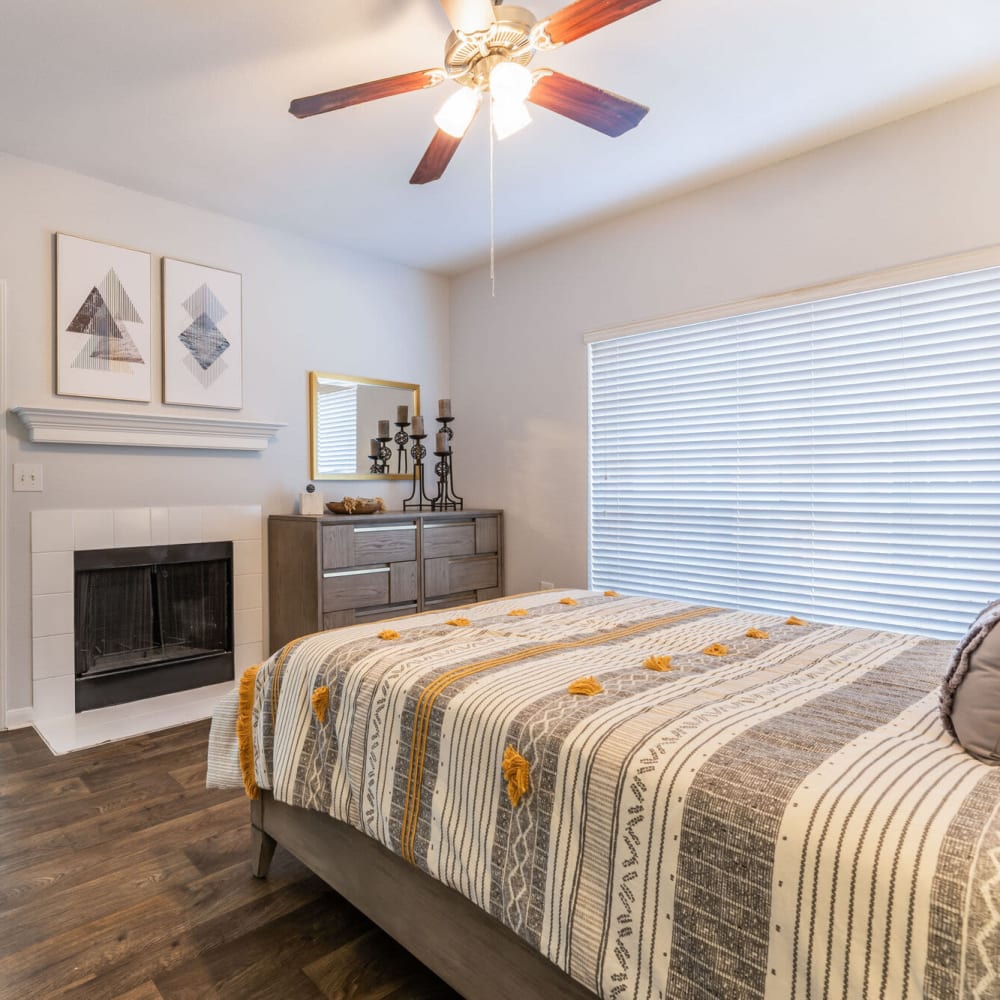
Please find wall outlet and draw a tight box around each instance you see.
[539,580,555,590]
[13,463,43,492]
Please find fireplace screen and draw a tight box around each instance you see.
[74,541,233,710]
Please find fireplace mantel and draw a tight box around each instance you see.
[12,406,284,451]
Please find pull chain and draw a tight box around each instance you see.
[489,96,496,298]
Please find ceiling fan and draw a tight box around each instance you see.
[289,0,662,184]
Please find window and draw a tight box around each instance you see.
[589,264,1000,639]
[315,383,359,475]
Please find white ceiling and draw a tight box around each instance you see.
[2,0,1000,275]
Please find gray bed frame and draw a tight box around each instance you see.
[251,791,596,999]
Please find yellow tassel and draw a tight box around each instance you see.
[508,608,528,617]
[567,676,604,696]
[603,590,620,597]
[502,746,531,807]
[745,628,769,639]
[559,597,578,606]
[236,665,261,800]
[446,617,471,627]
[644,655,672,672]
[785,616,807,626]
[702,643,728,656]
[311,686,329,724]
[378,629,400,640]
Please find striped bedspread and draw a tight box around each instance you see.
[208,590,1000,999]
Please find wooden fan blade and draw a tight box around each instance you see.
[439,0,496,34]
[537,0,661,46]
[528,70,648,136]
[289,69,444,118]
[410,130,465,185]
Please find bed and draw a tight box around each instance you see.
[207,589,1000,999]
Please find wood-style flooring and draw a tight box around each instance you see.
[0,720,460,999]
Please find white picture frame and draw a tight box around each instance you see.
[55,233,152,402]
[162,257,243,410]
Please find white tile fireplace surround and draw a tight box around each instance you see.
[29,504,264,754]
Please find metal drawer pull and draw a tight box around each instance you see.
[353,524,416,534]
[323,566,391,579]
[424,521,475,529]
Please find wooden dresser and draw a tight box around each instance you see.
[267,509,504,653]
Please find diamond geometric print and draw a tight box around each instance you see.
[179,283,230,376]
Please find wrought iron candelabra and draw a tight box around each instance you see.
[401,403,464,511]
[393,421,410,475]
[432,416,463,511]
[402,432,437,510]
[369,436,392,475]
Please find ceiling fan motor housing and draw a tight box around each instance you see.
[444,6,538,90]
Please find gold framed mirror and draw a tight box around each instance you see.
[309,371,420,481]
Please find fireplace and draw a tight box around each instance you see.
[74,541,234,712]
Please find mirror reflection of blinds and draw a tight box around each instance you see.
[589,265,1000,639]
[317,385,359,475]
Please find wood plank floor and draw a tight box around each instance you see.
[0,720,461,999]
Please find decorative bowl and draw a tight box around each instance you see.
[326,496,386,516]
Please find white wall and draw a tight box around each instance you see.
[451,84,1000,596]
[0,152,449,713]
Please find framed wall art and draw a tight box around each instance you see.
[162,258,243,409]
[55,233,152,402]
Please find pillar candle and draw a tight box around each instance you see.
[410,415,424,436]
[378,419,390,438]
[436,431,449,453]
[396,404,408,424]
[438,398,452,419]
[370,438,379,456]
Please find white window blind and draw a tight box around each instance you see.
[316,384,359,475]
[589,265,1000,639]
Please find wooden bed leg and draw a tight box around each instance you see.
[250,797,276,878]
[251,825,277,878]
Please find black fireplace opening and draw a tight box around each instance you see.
[74,541,234,712]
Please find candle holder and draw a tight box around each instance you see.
[370,437,392,475]
[432,417,463,511]
[402,434,436,510]
[437,415,455,443]
[393,421,410,475]
[368,436,393,475]
[378,437,392,474]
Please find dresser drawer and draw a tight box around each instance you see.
[322,566,390,612]
[323,602,419,629]
[390,560,418,603]
[355,602,418,623]
[424,593,476,612]
[323,523,417,569]
[475,516,498,554]
[424,554,498,599]
[422,522,476,558]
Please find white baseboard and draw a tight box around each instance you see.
[4,707,33,730]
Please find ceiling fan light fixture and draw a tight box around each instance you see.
[434,87,482,138]
[290,0,663,187]
[488,61,533,104]
[492,96,532,140]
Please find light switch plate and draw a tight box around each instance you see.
[13,463,43,492]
